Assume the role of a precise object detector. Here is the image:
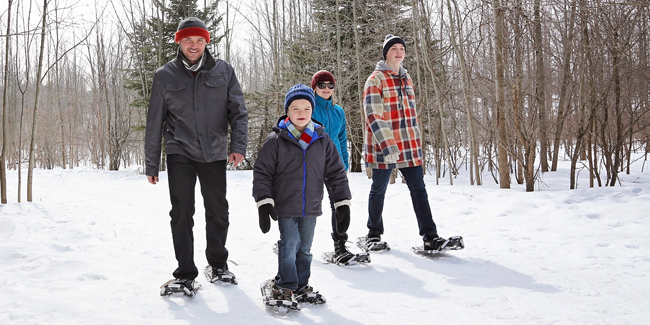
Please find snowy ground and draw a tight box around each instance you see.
[1,157,649,324]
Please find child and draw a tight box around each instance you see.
[253,84,351,306]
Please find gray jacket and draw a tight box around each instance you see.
[145,49,248,176]
[253,117,351,218]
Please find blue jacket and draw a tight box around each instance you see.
[312,95,349,171]
[252,116,351,218]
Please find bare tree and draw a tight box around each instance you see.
[492,0,510,189]
[27,0,48,202]
[1,0,13,204]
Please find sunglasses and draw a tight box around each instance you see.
[317,82,335,89]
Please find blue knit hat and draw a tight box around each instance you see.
[284,84,315,113]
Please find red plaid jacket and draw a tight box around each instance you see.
[363,62,423,170]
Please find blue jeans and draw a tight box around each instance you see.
[367,166,437,237]
[275,217,317,291]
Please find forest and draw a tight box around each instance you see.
[1,0,649,203]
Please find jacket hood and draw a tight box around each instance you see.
[375,60,407,77]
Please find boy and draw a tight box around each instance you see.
[253,84,351,307]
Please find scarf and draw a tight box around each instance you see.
[281,117,317,150]
[182,52,205,72]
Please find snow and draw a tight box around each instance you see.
[1,159,649,324]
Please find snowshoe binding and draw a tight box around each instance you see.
[357,235,390,252]
[204,265,238,285]
[294,285,326,305]
[413,235,464,254]
[160,278,201,297]
[261,279,300,313]
[324,233,371,266]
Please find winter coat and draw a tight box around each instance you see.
[252,116,351,218]
[312,95,349,171]
[144,49,248,177]
[363,61,423,170]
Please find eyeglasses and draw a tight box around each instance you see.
[317,82,335,89]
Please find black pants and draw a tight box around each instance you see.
[166,154,229,280]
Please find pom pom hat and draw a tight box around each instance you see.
[382,34,406,59]
[311,70,336,89]
[175,17,210,43]
[284,84,316,113]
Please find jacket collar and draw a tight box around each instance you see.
[375,60,407,78]
[175,47,216,72]
[315,94,332,109]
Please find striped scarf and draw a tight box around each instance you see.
[281,117,317,150]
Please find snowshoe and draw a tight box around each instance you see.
[322,251,371,266]
[357,236,390,252]
[160,278,201,297]
[295,285,326,305]
[204,265,238,285]
[413,236,464,254]
[325,233,371,265]
[261,279,300,313]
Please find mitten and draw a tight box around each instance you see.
[384,152,400,164]
[258,203,277,234]
[334,201,351,235]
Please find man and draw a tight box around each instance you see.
[360,34,447,252]
[146,17,247,295]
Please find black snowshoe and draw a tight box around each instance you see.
[261,279,300,313]
[323,233,371,266]
[357,235,390,252]
[294,285,326,305]
[204,265,238,285]
[413,235,464,254]
[160,278,201,297]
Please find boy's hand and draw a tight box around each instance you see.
[258,203,277,234]
[334,204,350,235]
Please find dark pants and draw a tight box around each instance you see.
[367,166,437,237]
[166,154,229,280]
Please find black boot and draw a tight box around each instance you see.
[423,233,448,251]
[332,233,355,264]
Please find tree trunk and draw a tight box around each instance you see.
[552,0,577,171]
[447,0,480,186]
[1,0,12,204]
[534,0,549,173]
[28,0,48,202]
[492,0,510,189]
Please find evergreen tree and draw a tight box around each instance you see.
[125,0,225,132]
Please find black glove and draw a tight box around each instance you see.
[334,204,350,235]
[258,203,277,234]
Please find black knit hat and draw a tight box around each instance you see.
[175,17,210,43]
[382,34,406,59]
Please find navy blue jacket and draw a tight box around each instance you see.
[252,117,351,218]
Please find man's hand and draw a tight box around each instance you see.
[228,153,245,168]
[147,175,159,185]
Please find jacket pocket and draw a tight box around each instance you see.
[165,83,189,111]
[205,74,227,101]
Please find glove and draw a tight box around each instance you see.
[384,152,400,164]
[258,203,277,234]
[334,204,350,235]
